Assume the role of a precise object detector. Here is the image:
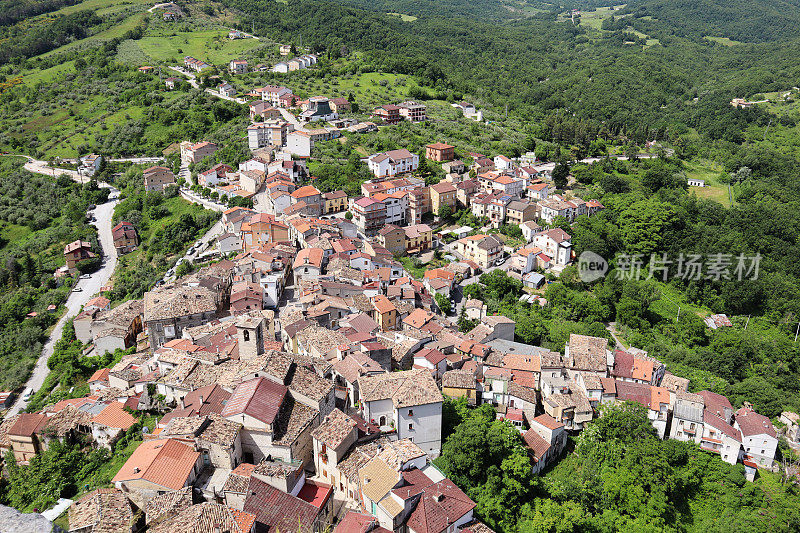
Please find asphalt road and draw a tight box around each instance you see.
[7,184,119,417]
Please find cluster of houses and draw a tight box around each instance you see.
[183,56,211,72]
[272,54,318,73]
[371,101,428,124]
[14,79,785,532]
[1,233,779,531]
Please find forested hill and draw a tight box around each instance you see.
[621,0,800,43]
[220,0,800,139]
[332,0,549,21]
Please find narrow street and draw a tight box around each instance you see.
[7,178,120,416]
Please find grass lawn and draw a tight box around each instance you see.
[685,159,732,207]
[289,71,419,110]
[137,30,262,65]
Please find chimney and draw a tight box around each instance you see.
[199,395,204,405]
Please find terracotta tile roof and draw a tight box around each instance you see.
[415,347,446,365]
[357,369,442,407]
[68,488,134,533]
[220,377,288,425]
[532,413,564,431]
[697,390,733,419]
[311,408,357,449]
[88,367,110,384]
[144,285,218,322]
[272,397,318,447]
[359,457,400,503]
[660,373,690,392]
[703,411,742,441]
[286,365,334,403]
[372,295,397,314]
[567,334,608,372]
[182,384,231,416]
[522,429,552,461]
[149,502,256,533]
[112,438,200,490]
[334,511,391,533]
[145,487,192,525]
[507,382,537,404]
[91,401,137,430]
[442,369,476,389]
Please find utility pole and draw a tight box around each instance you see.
[795,321,800,342]
[745,315,750,329]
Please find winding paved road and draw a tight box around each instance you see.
[6,163,119,417]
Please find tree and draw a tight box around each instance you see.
[344,211,353,220]
[435,293,451,315]
[438,204,453,222]
[457,306,478,332]
[552,162,569,189]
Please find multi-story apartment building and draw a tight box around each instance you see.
[352,197,387,236]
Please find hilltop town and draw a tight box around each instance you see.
[4,0,800,531]
[0,53,795,532]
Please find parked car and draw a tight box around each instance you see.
[80,274,91,279]
[22,388,33,401]
[72,287,83,292]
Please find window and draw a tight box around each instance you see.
[243,330,250,342]
[408,409,414,417]
[408,423,414,431]
[379,416,386,426]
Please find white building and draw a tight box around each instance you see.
[734,406,778,469]
[271,62,289,73]
[531,228,572,265]
[367,149,419,178]
[286,130,312,157]
[357,369,443,457]
[79,154,103,177]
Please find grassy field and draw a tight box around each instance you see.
[649,279,710,323]
[704,36,744,46]
[137,30,263,65]
[685,159,732,207]
[280,70,419,110]
[578,6,621,30]
[387,12,418,22]
[51,0,151,16]
[39,11,149,59]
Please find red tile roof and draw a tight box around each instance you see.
[394,469,475,533]
[220,377,288,425]
[735,407,777,438]
[522,429,551,461]
[243,476,321,532]
[8,413,50,437]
